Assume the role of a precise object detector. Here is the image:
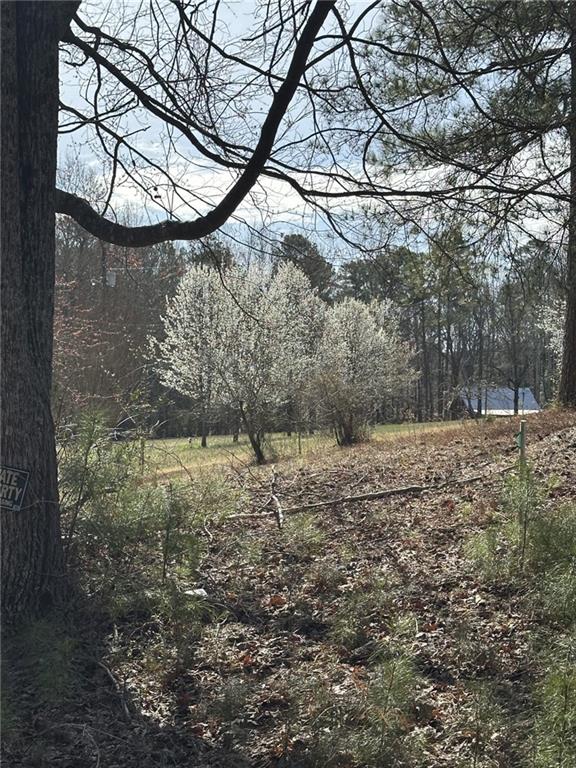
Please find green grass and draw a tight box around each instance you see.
[145,420,463,476]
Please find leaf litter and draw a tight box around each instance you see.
[3,409,576,767]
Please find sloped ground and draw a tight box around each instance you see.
[3,410,576,767]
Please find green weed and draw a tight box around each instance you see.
[307,559,346,593]
[281,513,327,560]
[281,652,422,767]
[532,636,576,768]
[329,582,392,651]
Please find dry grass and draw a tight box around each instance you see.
[145,419,467,479]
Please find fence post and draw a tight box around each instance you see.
[516,419,527,468]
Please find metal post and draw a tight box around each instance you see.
[518,419,527,467]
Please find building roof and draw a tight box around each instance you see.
[460,387,540,415]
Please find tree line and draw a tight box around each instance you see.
[53,212,564,441]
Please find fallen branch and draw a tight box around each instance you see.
[230,464,515,522]
[96,661,135,722]
[269,466,285,529]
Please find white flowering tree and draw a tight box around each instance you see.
[313,298,417,445]
[267,264,325,434]
[152,262,321,463]
[152,265,222,447]
[537,299,567,395]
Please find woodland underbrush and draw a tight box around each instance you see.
[2,412,576,767]
[467,466,576,767]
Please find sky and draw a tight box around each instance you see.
[58,0,383,260]
[58,0,570,264]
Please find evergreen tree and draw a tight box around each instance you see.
[277,234,334,302]
[346,0,575,404]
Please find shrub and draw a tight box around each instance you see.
[281,651,422,767]
[467,468,551,577]
[532,636,576,768]
[59,414,241,624]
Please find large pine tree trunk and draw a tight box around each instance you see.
[560,2,576,406]
[1,2,78,623]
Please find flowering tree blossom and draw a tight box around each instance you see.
[267,264,325,434]
[153,264,415,458]
[538,300,567,394]
[313,298,417,445]
[153,262,322,463]
[152,265,222,447]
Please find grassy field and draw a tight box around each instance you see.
[145,420,466,477]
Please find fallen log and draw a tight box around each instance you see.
[230,464,515,522]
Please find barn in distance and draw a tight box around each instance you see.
[455,387,541,417]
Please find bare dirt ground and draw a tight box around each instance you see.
[3,410,576,767]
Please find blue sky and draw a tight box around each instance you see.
[57,0,567,261]
[58,1,390,258]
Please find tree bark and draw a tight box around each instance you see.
[1,2,78,624]
[238,404,265,464]
[559,0,576,407]
[476,312,484,418]
[232,407,240,443]
[419,306,430,420]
